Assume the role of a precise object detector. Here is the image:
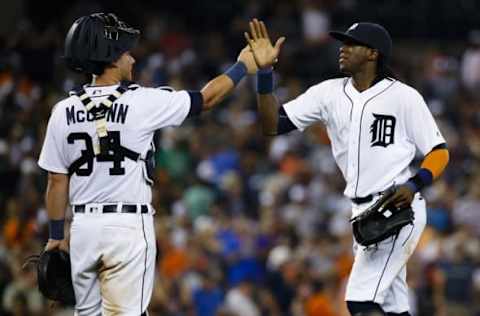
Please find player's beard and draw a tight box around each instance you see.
[339,58,365,76]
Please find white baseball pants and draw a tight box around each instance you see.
[345,194,426,314]
[69,206,156,316]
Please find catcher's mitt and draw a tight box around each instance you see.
[24,249,76,305]
[350,186,414,246]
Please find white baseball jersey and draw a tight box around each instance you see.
[283,76,445,313]
[39,83,199,315]
[283,77,445,199]
[38,84,194,204]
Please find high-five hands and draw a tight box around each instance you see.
[237,46,258,74]
[244,19,286,69]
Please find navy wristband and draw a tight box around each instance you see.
[256,68,273,94]
[407,168,433,192]
[49,219,65,240]
[405,180,419,193]
[417,168,434,185]
[224,62,247,85]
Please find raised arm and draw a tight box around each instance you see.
[256,77,281,136]
[245,19,286,136]
[200,46,257,111]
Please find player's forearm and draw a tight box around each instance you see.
[406,147,449,193]
[256,67,279,136]
[200,62,247,111]
[257,94,279,136]
[46,172,69,220]
[420,148,449,179]
[200,75,235,111]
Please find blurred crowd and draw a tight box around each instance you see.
[1,1,480,316]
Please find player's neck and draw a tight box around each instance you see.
[91,71,121,86]
[351,64,378,92]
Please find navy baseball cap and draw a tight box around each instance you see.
[330,23,392,61]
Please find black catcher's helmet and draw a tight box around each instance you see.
[64,13,140,75]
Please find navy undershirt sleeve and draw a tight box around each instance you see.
[277,106,298,135]
[186,91,203,117]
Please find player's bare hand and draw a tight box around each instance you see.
[45,239,69,253]
[237,45,258,75]
[389,184,415,209]
[244,18,285,69]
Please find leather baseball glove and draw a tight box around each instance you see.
[350,186,414,246]
[23,249,76,305]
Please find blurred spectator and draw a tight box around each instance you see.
[224,280,260,316]
[2,259,43,316]
[301,0,332,45]
[452,175,480,235]
[461,30,480,96]
[302,281,336,316]
[192,272,224,316]
[437,230,477,316]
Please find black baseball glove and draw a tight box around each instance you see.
[24,249,76,305]
[350,186,414,247]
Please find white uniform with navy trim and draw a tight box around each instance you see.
[39,84,191,204]
[283,77,445,313]
[38,84,196,316]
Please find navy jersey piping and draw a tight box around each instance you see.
[429,142,448,153]
[140,214,148,314]
[373,236,397,301]
[354,80,396,197]
[343,78,354,121]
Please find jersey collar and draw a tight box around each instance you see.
[345,77,395,101]
[83,84,119,97]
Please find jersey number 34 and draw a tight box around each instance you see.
[67,131,139,176]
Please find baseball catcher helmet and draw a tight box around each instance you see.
[64,13,140,75]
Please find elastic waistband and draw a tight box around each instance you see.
[72,203,151,214]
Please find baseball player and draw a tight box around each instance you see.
[245,19,449,315]
[38,13,256,316]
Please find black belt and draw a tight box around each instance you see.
[73,204,149,214]
[351,195,373,204]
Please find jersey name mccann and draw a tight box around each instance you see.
[38,84,192,204]
[66,103,129,125]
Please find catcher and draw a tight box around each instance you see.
[245,19,449,316]
[35,12,257,316]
